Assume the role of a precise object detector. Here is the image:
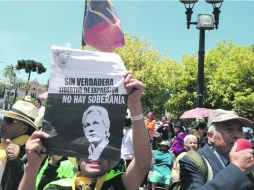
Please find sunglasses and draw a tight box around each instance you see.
[4,117,15,124]
[3,117,26,126]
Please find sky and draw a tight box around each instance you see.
[0,0,254,85]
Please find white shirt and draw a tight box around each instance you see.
[37,105,45,119]
[121,127,134,160]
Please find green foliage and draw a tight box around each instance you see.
[3,63,37,104]
[4,64,17,87]
[168,41,254,117]
[233,92,254,120]
[115,35,180,114]
[15,59,47,94]
[206,41,254,110]
[166,54,200,115]
[115,37,254,118]
[16,60,46,83]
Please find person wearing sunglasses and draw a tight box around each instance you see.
[0,100,38,190]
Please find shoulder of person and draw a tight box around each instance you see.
[180,150,210,181]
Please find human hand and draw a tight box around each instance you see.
[124,71,145,108]
[229,142,254,174]
[6,139,20,160]
[25,131,49,168]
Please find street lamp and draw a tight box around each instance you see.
[180,0,223,108]
[206,0,224,29]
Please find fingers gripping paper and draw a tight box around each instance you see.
[42,46,127,160]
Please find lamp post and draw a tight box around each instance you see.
[180,0,223,107]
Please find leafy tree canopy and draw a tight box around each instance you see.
[116,37,254,118]
[167,41,254,117]
[115,35,181,114]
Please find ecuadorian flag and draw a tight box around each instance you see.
[82,0,125,52]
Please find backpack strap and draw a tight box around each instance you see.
[202,155,213,181]
[185,150,208,181]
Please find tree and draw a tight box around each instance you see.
[166,54,200,115]
[93,36,254,117]
[205,41,254,110]
[16,60,46,95]
[166,41,254,117]
[234,92,254,120]
[115,35,181,114]
[3,64,18,108]
[4,64,17,84]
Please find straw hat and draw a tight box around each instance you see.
[24,95,32,102]
[4,100,38,129]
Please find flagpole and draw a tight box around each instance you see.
[81,0,88,50]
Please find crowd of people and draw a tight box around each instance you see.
[141,110,254,190]
[0,72,253,190]
[0,97,45,189]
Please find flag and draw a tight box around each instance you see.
[82,0,125,52]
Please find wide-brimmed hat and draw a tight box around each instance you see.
[4,100,38,129]
[207,109,252,128]
[24,95,32,102]
[158,140,170,148]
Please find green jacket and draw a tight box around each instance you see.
[37,159,125,190]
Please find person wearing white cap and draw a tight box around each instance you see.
[149,140,173,190]
[0,100,38,190]
[179,109,254,190]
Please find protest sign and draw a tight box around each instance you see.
[42,46,127,160]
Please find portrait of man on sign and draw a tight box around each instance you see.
[82,105,110,160]
[41,46,128,161]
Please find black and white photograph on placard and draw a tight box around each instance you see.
[42,46,128,161]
